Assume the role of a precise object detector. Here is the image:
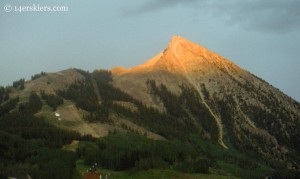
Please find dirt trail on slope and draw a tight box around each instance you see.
[177,60,228,149]
[56,104,110,137]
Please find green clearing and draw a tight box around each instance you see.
[71,133,275,179]
[217,162,273,179]
[63,140,79,152]
[74,160,239,179]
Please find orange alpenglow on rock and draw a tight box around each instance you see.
[112,35,242,75]
[111,36,241,148]
[110,35,299,150]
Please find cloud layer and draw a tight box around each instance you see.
[124,0,300,33]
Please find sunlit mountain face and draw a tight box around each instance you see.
[112,36,300,166]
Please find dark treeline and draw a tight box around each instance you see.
[40,90,64,111]
[0,114,80,178]
[93,71,199,139]
[216,94,300,177]
[0,129,77,179]
[234,78,298,151]
[135,101,198,140]
[0,86,11,104]
[31,71,47,81]
[0,112,80,148]
[147,80,186,118]
[19,91,42,114]
[241,99,300,152]
[180,84,219,141]
[92,70,133,102]
[57,69,112,123]
[83,109,110,123]
[0,89,80,178]
[84,71,200,140]
[57,79,99,112]
[77,131,273,176]
[0,92,80,148]
[0,97,19,117]
[146,80,219,141]
[77,132,212,174]
[58,69,132,122]
[13,78,25,90]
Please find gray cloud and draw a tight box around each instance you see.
[121,0,205,15]
[123,0,300,34]
[215,0,300,33]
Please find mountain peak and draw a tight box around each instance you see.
[112,36,240,75]
[151,35,225,73]
[164,36,212,61]
[170,35,190,44]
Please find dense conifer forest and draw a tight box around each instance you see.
[0,87,80,178]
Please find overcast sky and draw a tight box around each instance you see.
[1,0,299,101]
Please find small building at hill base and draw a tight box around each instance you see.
[83,172,101,179]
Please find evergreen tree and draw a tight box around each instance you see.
[28,91,42,113]
[13,78,25,90]
[40,90,63,111]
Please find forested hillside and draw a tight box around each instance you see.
[0,86,80,178]
[1,68,299,179]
